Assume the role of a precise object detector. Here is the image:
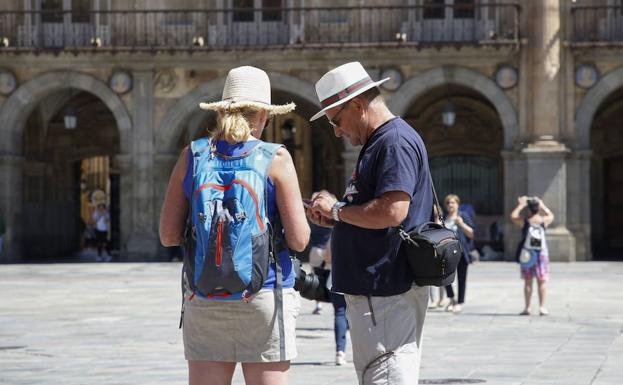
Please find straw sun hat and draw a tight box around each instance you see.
[199,66,295,115]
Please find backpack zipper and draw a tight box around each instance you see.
[215,218,224,267]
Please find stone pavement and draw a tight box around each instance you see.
[0,261,622,385]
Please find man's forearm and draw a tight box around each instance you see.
[338,197,407,229]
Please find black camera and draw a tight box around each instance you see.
[527,196,540,213]
[292,258,330,302]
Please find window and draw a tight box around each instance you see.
[41,0,63,23]
[262,0,282,22]
[423,0,445,20]
[71,0,91,23]
[454,0,475,19]
[233,0,254,22]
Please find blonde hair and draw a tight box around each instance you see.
[444,194,461,206]
[211,107,263,144]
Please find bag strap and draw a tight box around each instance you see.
[427,171,446,227]
[269,219,286,361]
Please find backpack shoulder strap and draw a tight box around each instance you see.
[254,141,283,175]
[190,137,212,176]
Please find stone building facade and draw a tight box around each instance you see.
[0,0,620,262]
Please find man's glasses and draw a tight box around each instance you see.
[327,101,350,128]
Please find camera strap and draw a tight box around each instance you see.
[269,218,286,361]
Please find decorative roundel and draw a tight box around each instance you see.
[494,65,518,90]
[0,69,17,95]
[575,64,599,89]
[109,70,132,94]
[380,67,403,91]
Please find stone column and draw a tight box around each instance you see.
[567,151,592,261]
[124,70,158,260]
[516,1,578,261]
[522,140,575,262]
[528,0,561,140]
[0,154,24,262]
[502,150,527,262]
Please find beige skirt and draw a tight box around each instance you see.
[182,288,301,362]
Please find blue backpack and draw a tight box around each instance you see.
[183,138,282,299]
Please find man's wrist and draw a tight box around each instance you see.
[332,201,346,222]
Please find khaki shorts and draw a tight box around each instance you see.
[183,288,301,362]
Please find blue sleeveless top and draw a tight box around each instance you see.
[183,139,295,293]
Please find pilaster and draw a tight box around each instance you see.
[124,70,158,260]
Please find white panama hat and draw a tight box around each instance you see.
[310,62,389,121]
[199,66,295,115]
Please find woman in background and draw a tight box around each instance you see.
[511,196,554,316]
[443,194,475,313]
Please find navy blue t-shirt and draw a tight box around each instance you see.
[309,223,332,249]
[331,117,433,296]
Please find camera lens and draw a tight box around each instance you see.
[293,261,328,302]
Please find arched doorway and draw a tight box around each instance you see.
[590,88,623,260]
[403,85,505,254]
[0,70,131,262]
[22,90,120,260]
[389,66,518,259]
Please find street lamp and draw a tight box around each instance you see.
[64,107,77,130]
[442,100,456,127]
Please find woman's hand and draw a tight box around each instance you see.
[456,215,464,227]
[517,196,528,207]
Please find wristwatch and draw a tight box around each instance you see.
[332,201,347,222]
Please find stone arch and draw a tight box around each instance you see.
[0,70,132,261]
[388,66,519,150]
[157,73,318,153]
[0,70,132,154]
[576,66,623,150]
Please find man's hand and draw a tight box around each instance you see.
[305,190,337,228]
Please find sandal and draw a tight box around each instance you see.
[539,307,549,316]
[519,309,531,316]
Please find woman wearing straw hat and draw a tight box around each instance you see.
[160,66,310,385]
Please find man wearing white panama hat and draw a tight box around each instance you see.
[307,62,433,385]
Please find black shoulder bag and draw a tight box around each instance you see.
[398,172,463,287]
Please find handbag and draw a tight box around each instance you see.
[397,173,463,287]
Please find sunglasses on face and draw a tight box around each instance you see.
[327,101,350,128]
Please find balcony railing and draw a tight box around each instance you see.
[0,5,520,53]
[571,5,623,46]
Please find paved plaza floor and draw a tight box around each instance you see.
[1,261,622,385]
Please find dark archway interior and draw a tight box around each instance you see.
[22,90,120,260]
[590,87,623,260]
